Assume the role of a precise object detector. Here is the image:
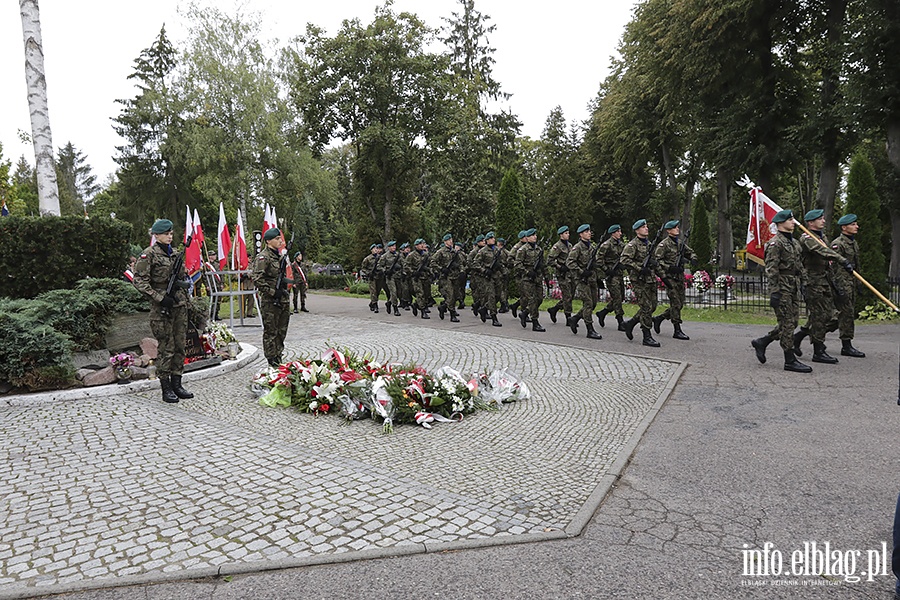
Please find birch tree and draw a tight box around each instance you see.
[19,0,60,215]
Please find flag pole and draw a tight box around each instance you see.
[792,219,899,313]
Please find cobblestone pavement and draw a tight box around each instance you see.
[0,314,680,598]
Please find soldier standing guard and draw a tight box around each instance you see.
[829,214,865,357]
[474,232,504,327]
[565,224,602,340]
[381,240,403,317]
[251,228,292,367]
[595,224,626,330]
[290,251,309,314]
[132,219,194,404]
[792,209,854,364]
[547,225,575,327]
[432,234,461,322]
[514,228,546,331]
[652,220,696,340]
[750,209,812,372]
[620,219,661,347]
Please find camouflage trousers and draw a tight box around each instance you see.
[150,306,187,376]
[803,280,836,345]
[368,276,386,305]
[470,274,487,308]
[499,274,509,305]
[478,275,501,316]
[413,277,433,309]
[633,281,658,330]
[400,276,412,306]
[260,297,290,363]
[438,275,458,309]
[455,273,467,306]
[385,276,400,308]
[558,274,576,313]
[575,278,599,325]
[833,284,856,340]
[766,287,801,352]
[660,277,685,324]
[602,275,624,317]
[291,284,307,309]
[520,279,542,319]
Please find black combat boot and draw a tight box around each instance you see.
[532,319,546,332]
[385,302,391,312]
[170,374,194,399]
[509,300,519,318]
[792,326,809,356]
[564,312,573,327]
[641,328,660,347]
[652,313,667,335]
[472,303,480,317]
[569,313,582,335]
[547,303,562,323]
[498,301,509,314]
[160,375,179,404]
[585,323,602,340]
[491,314,502,327]
[751,333,776,364]
[438,303,447,320]
[292,300,298,314]
[479,306,488,323]
[616,315,626,331]
[300,302,309,313]
[595,307,610,328]
[458,300,466,310]
[373,302,379,314]
[412,303,418,316]
[369,301,376,312]
[421,310,430,319]
[519,310,528,328]
[393,306,400,316]
[784,349,813,373]
[673,323,689,341]
[623,317,639,341]
[840,339,865,358]
[811,342,838,364]
[450,309,460,323]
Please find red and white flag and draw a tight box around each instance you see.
[184,205,202,275]
[262,204,273,236]
[742,177,785,261]
[192,208,205,245]
[232,208,249,270]
[217,203,232,270]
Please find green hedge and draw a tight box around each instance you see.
[0,216,133,299]
[0,311,73,390]
[306,273,350,290]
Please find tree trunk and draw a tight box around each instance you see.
[19,0,60,216]
[890,207,900,279]
[716,168,733,269]
[816,158,840,225]
[815,0,847,227]
[660,142,679,216]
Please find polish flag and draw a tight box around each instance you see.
[262,204,273,236]
[217,203,232,270]
[184,205,202,274]
[192,208,205,245]
[743,180,785,261]
[232,208,249,270]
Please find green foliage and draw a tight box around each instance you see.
[306,273,347,290]
[857,302,900,322]
[75,278,147,313]
[845,151,887,307]
[495,168,525,242]
[22,289,114,352]
[0,216,132,299]
[691,195,712,268]
[0,311,74,389]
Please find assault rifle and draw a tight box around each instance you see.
[672,228,692,274]
[367,249,382,280]
[274,231,296,304]
[413,251,431,279]
[484,247,501,277]
[161,235,192,316]
[639,224,666,277]
[440,247,460,277]
[386,250,403,278]
[580,230,611,282]
[528,245,545,282]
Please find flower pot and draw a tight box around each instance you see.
[114,366,132,384]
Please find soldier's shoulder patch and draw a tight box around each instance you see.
[830,243,839,249]
[800,233,810,238]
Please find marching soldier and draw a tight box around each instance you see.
[652,220,695,340]
[507,230,527,319]
[829,214,865,357]
[792,209,854,364]
[381,240,403,317]
[132,218,194,403]
[404,238,432,318]
[497,237,512,313]
[750,209,812,372]
[432,233,462,322]
[468,234,486,317]
[547,225,575,327]
[454,241,467,310]
[620,219,661,347]
[398,242,412,309]
[474,232,504,327]
[251,227,293,368]
[360,243,385,313]
[514,228,547,331]
[595,224,626,331]
[565,224,602,340]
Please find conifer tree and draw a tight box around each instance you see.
[495,168,525,243]
[690,195,712,268]
[845,151,886,308]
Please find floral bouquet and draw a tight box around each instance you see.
[207,321,237,349]
[478,370,531,407]
[692,270,713,293]
[109,352,135,369]
[715,274,735,289]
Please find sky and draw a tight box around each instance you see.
[1,1,638,183]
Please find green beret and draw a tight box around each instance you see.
[607,224,621,234]
[576,224,590,234]
[523,228,537,237]
[150,219,173,234]
[837,214,857,226]
[375,243,383,249]
[772,209,793,224]
[664,220,680,229]
[557,225,569,235]
[484,231,496,240]
[369,243,377,250]
[475,234,484,243]
[632,219,647,230]
[414,238,425,245]
[263,228,281,241]
[517,230,526,239]
[804,209,824,221]
[442,233,453,241]
[387,240,396,247]
[399,242,409,249]
[454,242,464,249]
[498,238,506,244]
[294,252,302,260]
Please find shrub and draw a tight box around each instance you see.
[0,312,74,389]
[306,273,347,290]
[75,278,147,313]
[23,289,115,352]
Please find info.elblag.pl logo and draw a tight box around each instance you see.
[741,541,892,586]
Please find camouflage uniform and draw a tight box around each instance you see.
[381,248,403,313]
[399,248,413,308]
[290,257,309,312]
[829,233,860,341]
[764,231,806,353]
[251,247,291,365]
[565,239,600,331]
[597,236,625,324]
[454,244,467,309]
[132,243,189,378]
[798,230,848,360]
[547,238,575,320]
[474,243,504,322]
[620,237,658,331]
[514,241,546,329]
[498,243,513,311]
[432,242,462,320]
[654,235,695,331]
[360,251,385,311]
[467,244,484,312]
[404,247,433,314]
